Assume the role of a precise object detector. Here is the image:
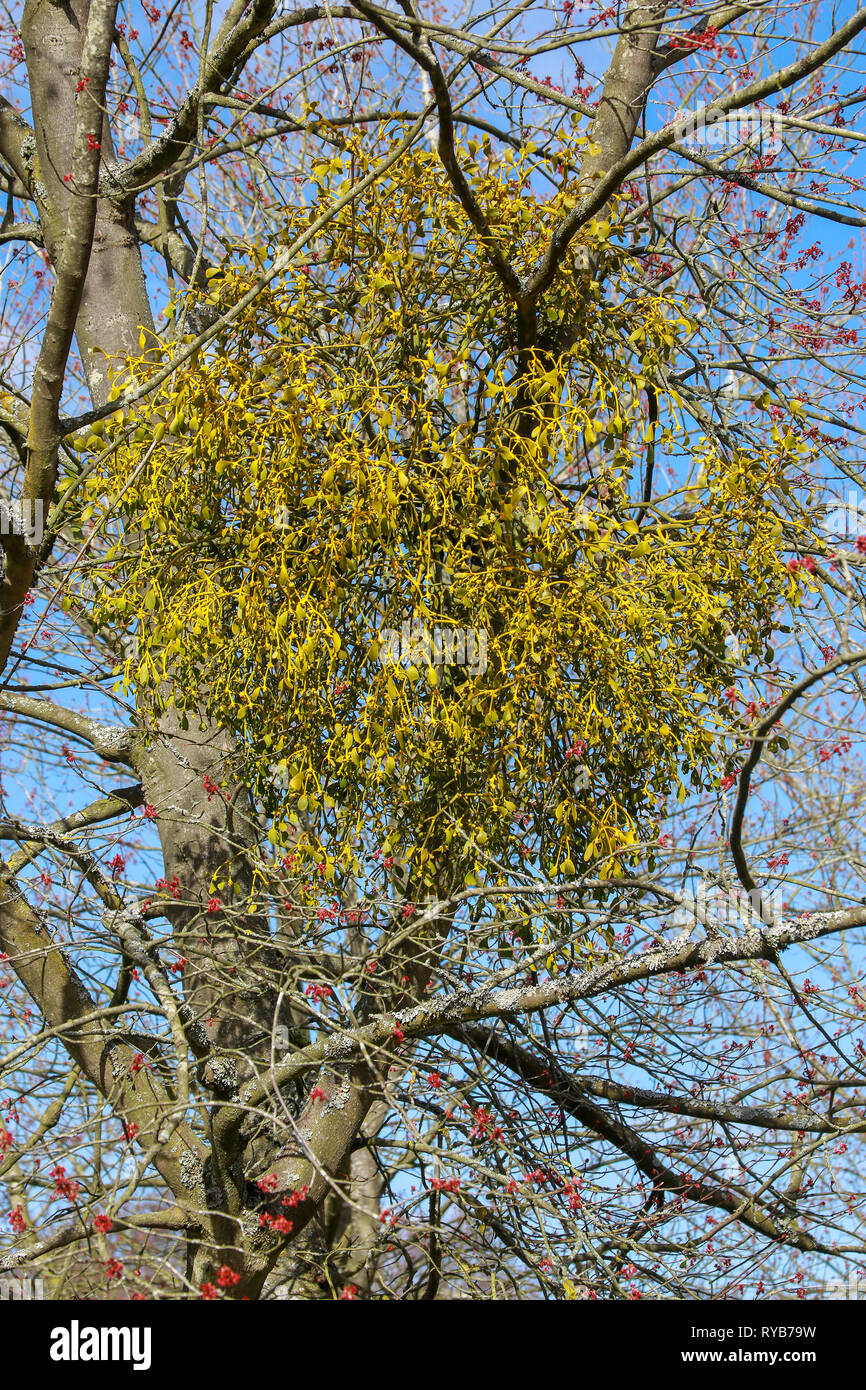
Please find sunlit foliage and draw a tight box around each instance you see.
[80,127,813,905]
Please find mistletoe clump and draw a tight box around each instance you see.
[80,126,812,895]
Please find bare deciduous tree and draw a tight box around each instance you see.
[1,0,866,1301]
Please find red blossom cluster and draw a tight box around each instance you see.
[469,1106,504,1144]
[259,1211,293,1234]
[564,738,587,760]
[819,735,852,762]
[49,1164,80,1202]
[304,982,333,1001]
